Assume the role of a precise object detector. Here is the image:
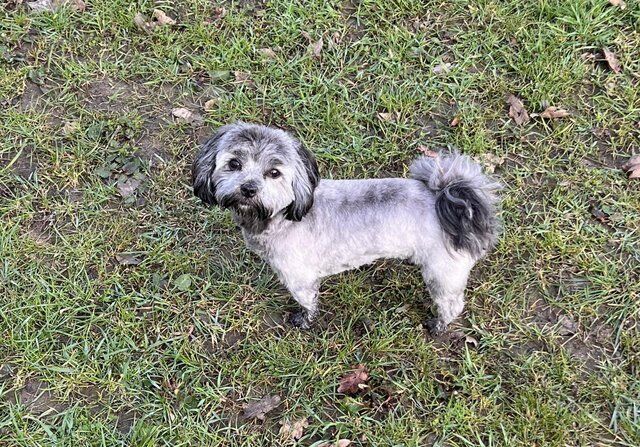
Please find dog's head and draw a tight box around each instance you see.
[192,122,319,225]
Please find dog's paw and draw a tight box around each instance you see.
[288,311,312,330]
[425,318,447,337]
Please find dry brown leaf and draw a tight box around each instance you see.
[242,395,281,420]
[609,0,626,9]
[153,9,176,26]
[117,177,141,198]
[591,205,609,223]
[538,106,570,119]
[279,418,308,441]
[507,94,530,125]
[69,0,84,11]
[377,112,396,122]
[203,99,218,112]
[450,116,461,127]
[115,253,142,266]
[465,335,479,347]
[234,71,251,83]
[474,153,505,174]
[61,121,79,136]
[212,6,227,19]
[417,145,438,158]
[622,155,640,179]
[336,440,352,447]
[27,0,83,12]
[68,0,84,11]
[603,48,621,73]
[172,107,203,124]
[258,48,277,59]
[134,12,154,33]
[433,62,453,74]
[311,37,324,59]
[337,364,369,394]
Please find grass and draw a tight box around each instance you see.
[1,0,639,445]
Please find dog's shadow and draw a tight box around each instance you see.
[252,257,434,335]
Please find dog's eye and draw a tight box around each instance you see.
[228,159,242,171]
[267,169,281,179]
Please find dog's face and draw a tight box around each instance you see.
[192,123,319,225]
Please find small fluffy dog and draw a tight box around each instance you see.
[192,122,500,335]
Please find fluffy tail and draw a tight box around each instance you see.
[410,154,501,258]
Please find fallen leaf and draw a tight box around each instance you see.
[279,418,308,441]
[116,177,141,198]
[609,0,626,9]
[337,364,369,394]
[432,62,453,74]
[557,315,578,335]
[507,94,530,125]
[474,153,505,174]
[590,205,609,223]
[311,37,324,59]
[27,0,58,12]
[336,440,352,447]
[464,335,479,347]
[417,145,438,158]
[377,112,396,122]
[242,395,281,420]
[603,48,621,73]
[115,253,142,266]
[621,155,640,179]
[134,12,153,33]
[69,0,84,11]
[152,9,176,26]
[258,48,277,59]
[173,274,192,291]
[203,98,218,111]
[212,6,226,19]
[172,107,203,124]
[450,116,460,127]
[61,121,79,136]
[233,71,252,83]
[538,106,570,119]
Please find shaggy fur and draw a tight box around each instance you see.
[192,122,501,335]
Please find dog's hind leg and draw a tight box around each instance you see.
[420,261,471,336]
[286,281,320,330]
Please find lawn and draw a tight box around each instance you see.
[1,0,639,445]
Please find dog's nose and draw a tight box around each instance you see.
[240,182,258,198]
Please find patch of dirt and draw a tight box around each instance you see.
[9,378,66,415]
[27,213,54,245]
[19,81,45,111]
[81,77,132,112]
[135,133,171,168]
[525,298,621,373]
[1,147,36,179]
[116,408,138,434]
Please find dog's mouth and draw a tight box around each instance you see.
[220,195,271,220]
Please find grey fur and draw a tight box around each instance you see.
[192,122,501,335]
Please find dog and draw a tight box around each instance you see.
[192,122,500,335]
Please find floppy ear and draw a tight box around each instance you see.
[192,126,230,205]
[285,140,319,221]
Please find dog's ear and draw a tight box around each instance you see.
[285,140,319,221]
[192,126,230,205]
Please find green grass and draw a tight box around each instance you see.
[1,0,639,445]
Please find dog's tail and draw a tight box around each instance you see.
[410,154,501,258]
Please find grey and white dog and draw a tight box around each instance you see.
[192,122,500,335]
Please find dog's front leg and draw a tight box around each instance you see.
[286,282,319,330]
